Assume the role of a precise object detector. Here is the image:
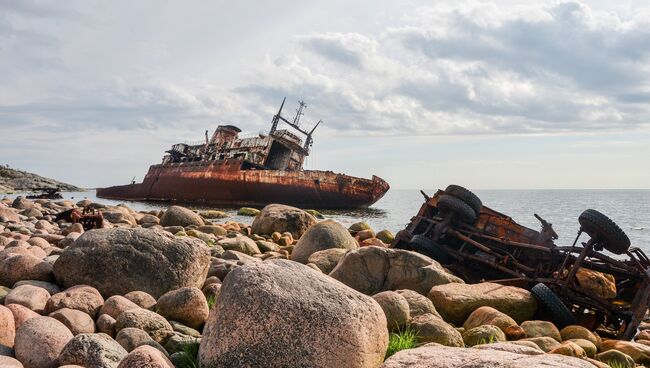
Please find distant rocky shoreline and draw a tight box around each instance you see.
[0,166,82,193]
[1,196,649,367]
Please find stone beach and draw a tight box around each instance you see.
[0,196,649,367]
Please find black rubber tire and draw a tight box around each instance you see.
[531,283,577,328]
[437,194,477,225]
[445,184,482,215]
[409,234,454,264]
[578,209,630,255]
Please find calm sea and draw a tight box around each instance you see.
[6,189,650,252]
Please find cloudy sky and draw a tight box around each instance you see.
[1,0,649,189]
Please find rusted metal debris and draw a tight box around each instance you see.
[392,185,650,340]
[97,98,389,209]
[55,207,103,231]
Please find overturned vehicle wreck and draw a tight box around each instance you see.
[392,185,650,340]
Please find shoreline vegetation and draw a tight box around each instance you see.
[0,196,649,367]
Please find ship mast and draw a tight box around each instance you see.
[269,97,322,152]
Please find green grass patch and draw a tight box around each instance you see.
[176,341,200,368]
[607,362,626,368]
[385,326,418,360]
[206,294,217,310]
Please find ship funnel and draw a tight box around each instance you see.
[210,125,242,145]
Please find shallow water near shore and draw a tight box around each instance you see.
[6,188,650,252]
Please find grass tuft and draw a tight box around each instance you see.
[607,362,626,368]
[385,326,418,360]
[206,294,217,310]
[176,341,200,368]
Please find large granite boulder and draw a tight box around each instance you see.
[381,344,597,368]
[428,282,537,325]
[250,204,317,239]
[159,206,204,227]
[292,220,358,264]
[53,228,211,298]
[199,259,388,368]
[330,246,463,295]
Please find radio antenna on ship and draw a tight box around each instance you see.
[293,100,307,127]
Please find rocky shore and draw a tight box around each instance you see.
[1,196,649,368]
[0,167,82,193]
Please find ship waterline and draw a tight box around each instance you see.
[97,159,390,208]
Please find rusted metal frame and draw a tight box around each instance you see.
[450,230,539,274]
[553,247,644,278]
[458,229,552,253]
[622,269,650,340]
[453,251,526,279]
[558,238,596,294]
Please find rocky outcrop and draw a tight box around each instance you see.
[330,246,463,295]
[199,259,388,368]
[428,282,537,325]
[53,228,211,298]
[250,204,317,239]
[0,166,81,193]
[292,220,358,263]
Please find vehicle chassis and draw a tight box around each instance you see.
[393,189,650,340]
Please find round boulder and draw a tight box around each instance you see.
[159,206,204,227]
[330,246,463,295]
[117,345,173,368]
[115,309,174,344]
[382,344,596,368]
[0,254,53,287]
[463,306,517,333]
[372,291,410,331]
[58,333,128,368]
[49,308,96,335]
[462,325,506,346]
[123,291,157,310]
[428,282,537,325]
[521,320,561,342]
[45,285,104,317]
[4,285,50,313]
[198,259,388,368]
[250,204,317,239]
[0,304,15,348]
[14,316,73,368]
[409,313,464,347]
[99,295,140,320]
[155,287,208,329]
[53,228,211,298]
[291,220,358,264]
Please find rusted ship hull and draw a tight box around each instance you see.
[96,159,389,209]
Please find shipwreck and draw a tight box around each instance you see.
[97,99,389,208]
